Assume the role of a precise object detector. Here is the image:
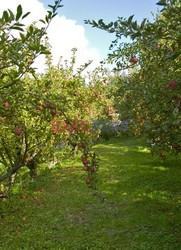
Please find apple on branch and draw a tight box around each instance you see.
[4,101,10,109]
[130,57,138,63]
[15,128,22,136]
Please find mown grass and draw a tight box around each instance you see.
[0,136,181,249]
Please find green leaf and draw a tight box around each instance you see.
[109,28,115,33]
[131,31,141,39]
[128,15,134,24]
[8,9,15,20]
[48,5,55,9]
[45,15,49,23]
[16,5,22,21]
[114,21,118,28]
[132,21,138,30]
[20,33,25,42]
[10,26,24,32]
[40,50,51,55]
[170,0,177,5]
[98,19,104,26]
[92,20,98,27]
[29,25,33,33]
[39,19,46,24]
[141,18,147,29]
[47,11,52,17]
[3,11,9,22]
[14,23,25,27]
[22,12,30,19]
[156,0,167,6]
[52,13,58,18]
[108,22,113,28]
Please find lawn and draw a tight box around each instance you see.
[0,136,181,249]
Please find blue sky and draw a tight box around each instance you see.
[40,0,161,59]
[1,0,161,71]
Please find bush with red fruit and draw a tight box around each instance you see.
[81,149,99,189]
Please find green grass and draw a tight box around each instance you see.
[0,137,181,250]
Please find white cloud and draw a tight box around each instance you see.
[0,0,101,73]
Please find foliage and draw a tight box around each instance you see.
[0,2,113,195]
[85,0,181,157]
[0,1,64,195]
[36,52,113,189]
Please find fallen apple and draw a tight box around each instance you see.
[168,80,177,88]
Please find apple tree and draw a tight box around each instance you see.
[0,1,64,195]
[85,0,181,157]
[37,53,115,189]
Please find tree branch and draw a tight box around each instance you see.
[0,163,21,183]
[1,138,13,167]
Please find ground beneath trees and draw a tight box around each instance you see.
[0,137,181,249]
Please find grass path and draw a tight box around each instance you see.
[0,137,181,249]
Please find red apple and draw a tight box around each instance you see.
[90,166,95,173]
[86,178,91,185]
[50,109,56,115]
[15,128,22,136]
[4,101,10,109]
[82,159,89,165]
[130,57,138,63]
[42,103,47,109]
[82,166,88,171]
[168,80,177,88]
